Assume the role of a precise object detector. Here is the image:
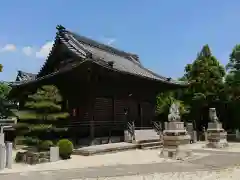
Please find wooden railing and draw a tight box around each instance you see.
[127,121,135,141]
[152,121,161,135]
[64,120,126,129]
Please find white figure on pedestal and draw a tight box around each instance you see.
[168,103,181,122]
[209,108,219,123]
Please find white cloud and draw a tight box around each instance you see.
[22,46,33,56]
[101,37,116,46]
[36,41,54,59]
[0,44,16,52]
[106,38,116,45]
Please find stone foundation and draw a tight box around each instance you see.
[160,122,191,159]
[15,151,50,165]
[206,122,228,148]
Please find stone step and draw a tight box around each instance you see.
[138,141,162,149]
[142,145,162,150]
[73,143,138,156]
[134,129,159,142]
[135,138,161,144]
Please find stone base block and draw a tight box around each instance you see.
[206,130,228,148]
[188,131,197,143]
[207,122,223,130]
[163,134,191,145]
[167,122,185,131]
[206,139,228,148]
[160,144,192,160]
[160,134,191,160]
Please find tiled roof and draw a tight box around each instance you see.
[12,25,188,87]
[59,26,187,86]
[16,71,36,81]
[9,71,37,86]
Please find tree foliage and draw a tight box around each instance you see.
[0,82,14,118]
[156,92,189,117]
[156,45,226,131]
[15,85,69,141]
[225,44,240,100]
[223,44,240,129]
[183,45,225,99]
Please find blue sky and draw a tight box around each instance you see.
[0,0,240,81]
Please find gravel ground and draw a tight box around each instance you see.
[1,142,240,179]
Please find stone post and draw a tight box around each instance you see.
[6,142,12,169]
[0,144,6,170]
[186,123,197,143]
[204,130,208,142]
[236,129,240,139]
[193,131,197,143]
[202,127,207,141]
[159,122,163,140]
[50,146,59,162]
[164,122,168,130]
[0,133,4,145]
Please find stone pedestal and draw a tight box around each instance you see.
[186,123,197,143]
[206,122,228,148]
[0,144,6,170]
[160,122,191,159]
[50,147,59,162]
[236,129,240,139]
[0,133,4,145]
[5,142,12,169]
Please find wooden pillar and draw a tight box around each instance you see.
[113,97,116,122]
[140,103,143,127]
[87,67,97,142]
[89,98,95,142]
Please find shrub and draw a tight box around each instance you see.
[57,139,73,159]
[23,137,40,146]
[38,140,53,151]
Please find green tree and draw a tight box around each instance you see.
[225,44,240,100]
[181,44,225,130]
[0,82,13,118]
[225,44,240,129]
[156,92,189,122]
[15,85,69,142]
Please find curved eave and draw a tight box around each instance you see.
[62,28,187,88]
[91,59,188,88]
[37,27,87,78]
[12,25,188,93]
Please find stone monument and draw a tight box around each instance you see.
[186,123,197,143]
[206,108,228,148]
[160,103,191,159]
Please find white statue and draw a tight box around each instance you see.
[209,108,219,123]
[168,103,181,122]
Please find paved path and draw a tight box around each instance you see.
[1,149,240,179]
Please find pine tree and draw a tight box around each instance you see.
[15,85,69,142]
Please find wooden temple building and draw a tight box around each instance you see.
[9,25,187,144]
